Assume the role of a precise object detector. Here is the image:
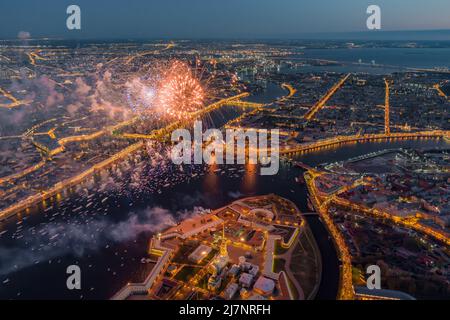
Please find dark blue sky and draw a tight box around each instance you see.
[1,0,450,39]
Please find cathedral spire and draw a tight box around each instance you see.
[220,223,228,257]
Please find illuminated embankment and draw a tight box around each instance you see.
[433,84,447,98]
[2,94,247,187]
[48,117,140,157]
[304,73,350,121]
[0,161,47,185]
[305,171,355,300]
[225,100,265,108]
[119,93,253,141]
[0,118,140,185]
[331,197,450,246]
[223,83,297,129]
[0,142,144,222]
[305,149,450,300]
[0,94,250,221]
[192,93,251,115]
[280,83,297,100]
[280,130,449,156]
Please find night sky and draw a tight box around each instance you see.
[1,0,450,39]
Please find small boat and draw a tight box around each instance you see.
[307,198,314,211]
[49,234,59,241]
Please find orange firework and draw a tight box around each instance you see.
[156,60,205,120]
[125,59,211,121]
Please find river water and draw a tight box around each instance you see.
[286,47,450,74]
[0,131,445,300]
[0,72,448,300]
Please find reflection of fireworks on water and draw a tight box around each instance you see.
[125,60,209,120]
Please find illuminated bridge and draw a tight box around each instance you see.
[224,100,266,108]
[0,93,260,221]
[119,93,265,142]
[280,130,449,156]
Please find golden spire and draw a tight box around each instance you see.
[222,223,225,239]
[220,223,228,257]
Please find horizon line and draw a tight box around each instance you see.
[2,28,450,42]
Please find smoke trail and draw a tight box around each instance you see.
[0,205,207,275]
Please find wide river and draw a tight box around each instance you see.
[0,79,448,300]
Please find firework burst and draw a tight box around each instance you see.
[158,60,205,120]
[125,60,208,121]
